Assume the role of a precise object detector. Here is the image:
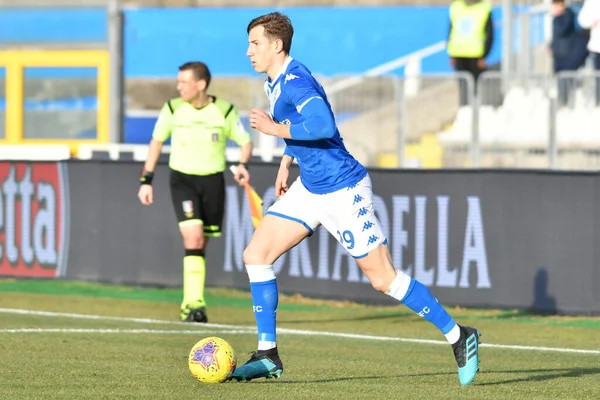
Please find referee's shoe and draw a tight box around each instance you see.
[180,304,208,323]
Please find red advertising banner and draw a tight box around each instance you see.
[0,162,69,278]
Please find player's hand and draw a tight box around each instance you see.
[477,58,486,69]
[138,184,153,205]
[275,166,289,198]
[249,108,276,136]
[234,164,250,186]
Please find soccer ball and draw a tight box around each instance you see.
[188,336,237,383]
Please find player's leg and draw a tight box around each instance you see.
[357,244,481,386]
[323,175,480,386]
[357,244,460,340]
[232,179,317,382]
[169,170,208,323]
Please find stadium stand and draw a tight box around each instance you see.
[0,0,503,5]
[438,80,600,168]
[6,0,598,170]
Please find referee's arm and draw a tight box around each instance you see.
[225,106,253,169]
[239,142,252,165]
[143,102,173,175]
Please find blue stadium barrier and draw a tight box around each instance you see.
[0,7,503,77]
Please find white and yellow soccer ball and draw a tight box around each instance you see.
[188,337,237,383]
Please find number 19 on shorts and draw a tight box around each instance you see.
[336,230,355,250]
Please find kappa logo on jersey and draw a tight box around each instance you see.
[284,73,299,84]
[0,163,69,278]
[182,200,194,218]
[211,133,219,142]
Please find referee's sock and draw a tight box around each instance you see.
[182,249,206,308]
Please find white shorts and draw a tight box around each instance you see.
[266,174,387,258]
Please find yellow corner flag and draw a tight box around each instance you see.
[230,166,263,229]
[243,180,263,229]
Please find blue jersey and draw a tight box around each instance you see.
[264,57,367,194]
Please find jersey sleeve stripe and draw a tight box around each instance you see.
[296,96,322,113]
[167,100,174,114]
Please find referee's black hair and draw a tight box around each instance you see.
[179,61,211,88]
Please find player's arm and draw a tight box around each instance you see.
[287,78,336,140]
[274,154,293,198]
[140,102,172,184]
[249,78,336,141]
[279,154,293,170]
[267,94,335,140]
[224,105,252,182]
[283,146,294,161]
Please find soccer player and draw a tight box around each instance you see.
[138,61,252,323]
[232,13,481,386]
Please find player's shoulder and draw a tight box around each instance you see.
[283,59,317,88]
[211,96,237,119]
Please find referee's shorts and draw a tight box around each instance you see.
[169,169,225,237]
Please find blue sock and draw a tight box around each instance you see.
[401,279,457,335]
[250,279,279,343]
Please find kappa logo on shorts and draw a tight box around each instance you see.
[182,200,194,218]
[367,235,379,246]
[362,221,374,232]
[357,207,368,217]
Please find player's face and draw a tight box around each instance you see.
[177,70,205,102]
[246,25,278,74]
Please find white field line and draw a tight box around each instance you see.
[0,328,252,334]
[0,307,240,329]
[1,308,599,355]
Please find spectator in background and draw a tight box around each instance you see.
[578,0,600,105]
[447,0,494,106]
[550,0,589,106]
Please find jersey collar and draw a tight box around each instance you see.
[267,56,293,88]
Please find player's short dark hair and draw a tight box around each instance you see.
[247,12,294,55]
[178,61,211,88]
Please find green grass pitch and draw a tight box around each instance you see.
[1,279,599,399]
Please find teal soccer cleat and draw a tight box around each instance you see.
[231,348,284,382]
[452,325,481,386]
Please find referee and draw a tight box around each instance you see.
[138,61,252,323]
